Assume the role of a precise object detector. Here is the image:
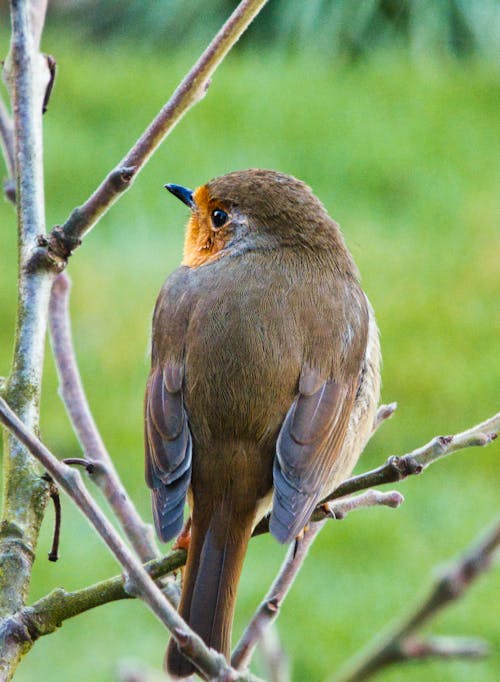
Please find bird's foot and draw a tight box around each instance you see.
[172,517,192,551]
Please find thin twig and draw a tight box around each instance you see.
[399,635,489,660]
[41,54,56,114]
[0,396,262,682]
[233,491,403,671]
[40,0,270,267]
[324,412,499,505]
[372,402,397,433]
[41,474,61,562]
[333,519,500,681]
[0,96,16,202]
[49,272,158,563]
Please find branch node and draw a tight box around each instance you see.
[110,165,136,190]
[123,575,141,598]
[266,597,279,614]
[0,616,32,647]
[389,454,423,477]
[173,627,190,648]
[26,224,84,273]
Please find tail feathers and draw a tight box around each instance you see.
[165,508,252,678]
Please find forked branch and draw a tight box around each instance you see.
[233,491,404,671]
[10,549,186,641]
[39,0,270,268]
[323,412,499,505]
[333,519,500,681]
[0,397,261,682]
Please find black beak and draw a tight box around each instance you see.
[164,183,195,209]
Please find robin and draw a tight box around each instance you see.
[144,169,381,677]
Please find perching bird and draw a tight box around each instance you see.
[144,169,380,677]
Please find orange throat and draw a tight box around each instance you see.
[182,185,228,268]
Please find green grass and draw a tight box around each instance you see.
[0,30,499,682]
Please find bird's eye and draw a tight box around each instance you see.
[211,209,228,229]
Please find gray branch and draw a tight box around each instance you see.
[233,491,403,671]
[39,0,270,267]
[48,272,158,563]
[0,397,262,682]
[5,550,186,643]
[323,412,499,505]
[0,0,52,677]
[0,96,15,202]
[333,519,500,681]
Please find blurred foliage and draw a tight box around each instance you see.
[44,0,500,61]
[0,10,499,682]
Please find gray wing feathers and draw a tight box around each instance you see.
[145,364,191,542]
[271,373,356,544]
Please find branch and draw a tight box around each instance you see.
[0,1,52,677]
[0,96,16,202]
[325,412,499,504]
[48,272,158,563]
[233,491,403,671]
[13,550,186,641]
[40,0,270,267]
[372,402,397,433]
[0,397,261,682]
[235,410,499,671]
[397,635,489,660]
[253,411,499,537]
[333,519,500,681]
[257,625,290,682]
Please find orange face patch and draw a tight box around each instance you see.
[182,185,231,268]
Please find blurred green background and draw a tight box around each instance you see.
[0,1,499,681]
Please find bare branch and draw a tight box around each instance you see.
[42,0,270,265]
[42,474,61,562]
[324,412,499,505]
[372,402,397,433]
[400,635,489,660]
[15,549,186,641]
[258,625,291,682]
[28,0,49,51]
[0,397,261,681]
[0,96,15,201]
[253,412,499,537]
[315,489,403,521]
[333,519,500,681]
[233,523,325,671]
[233,491,403,671]
[0,5,52,679]
[48,272,158,563]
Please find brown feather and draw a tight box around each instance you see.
[146,169,380,676]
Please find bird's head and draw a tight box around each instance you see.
[165,169,347,268]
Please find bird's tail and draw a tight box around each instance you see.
[165,501,253,678]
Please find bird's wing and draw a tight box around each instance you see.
[271,365,358,544]
[144,362,192,542]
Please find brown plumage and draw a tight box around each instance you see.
[144,169,381,677]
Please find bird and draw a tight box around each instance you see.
[144,169,381,677]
